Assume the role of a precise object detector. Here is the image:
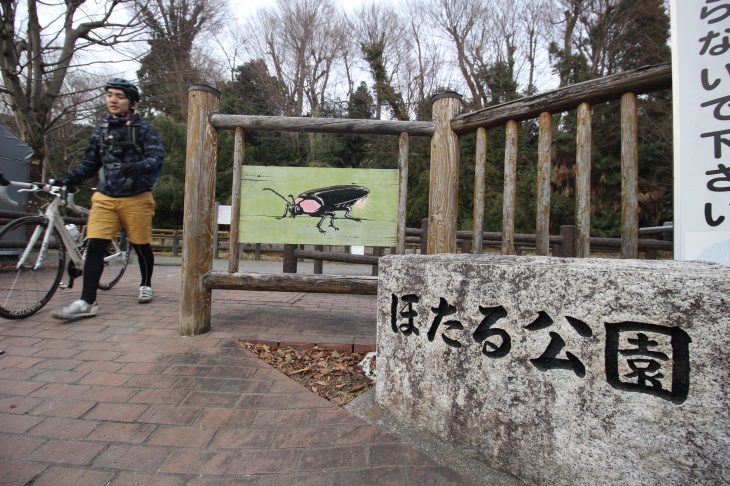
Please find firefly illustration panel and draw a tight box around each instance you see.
[240,166,399,246]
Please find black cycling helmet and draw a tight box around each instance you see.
[104,78,140,103]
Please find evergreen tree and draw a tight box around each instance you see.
[149,117,188,228]
[589,0,672,234]
[336,82,375,168]
[613,0,671,72]
[478,60,520,105]
[134,0,224,121]
[361,38,409,121]
[137,40,198,121]
[348,82,375,120]
[546,0,672,237]
[219,60,300,168]
[548,42,592,85]
[220,59,286,117]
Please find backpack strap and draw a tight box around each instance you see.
[127,122,145,156]
[99,121,110,156]
[100,120,144,162]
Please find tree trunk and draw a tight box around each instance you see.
[19,121,46,182]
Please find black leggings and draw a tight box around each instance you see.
[133,242,154,287]
[81,239,154,304]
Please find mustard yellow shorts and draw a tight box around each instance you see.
[86,191,156,244]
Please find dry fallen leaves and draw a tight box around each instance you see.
[238,340,376,406]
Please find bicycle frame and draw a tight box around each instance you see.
[15,188,87,271]
[0,175,132,319]
[3,182,124,272]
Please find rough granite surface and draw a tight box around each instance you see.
[376,254,730,486]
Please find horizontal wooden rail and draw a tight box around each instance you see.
[1,210,38,221]
[451,63,671,134]
[408,224,670,257]
[2,211,671,260]
[455,230,564,245]
[638,225,673,236]
[210,114,435,136]
[294,249,379,265]
[202,272,378,295]
[590,237,673,251]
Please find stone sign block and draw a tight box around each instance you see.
[376,254,730,485]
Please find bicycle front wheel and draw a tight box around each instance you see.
[97,228,131,290]
[0,217,65,319]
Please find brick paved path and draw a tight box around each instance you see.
[0,265,477,485]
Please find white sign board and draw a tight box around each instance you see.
[671,1,730,264]
[217,205,231,225]
[350,245,365,255]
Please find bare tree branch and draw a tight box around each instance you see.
[0,0,146,180]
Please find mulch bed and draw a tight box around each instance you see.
[238,340,376,406]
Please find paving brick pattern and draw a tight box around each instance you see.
[211,290,377,352]
[0,264,478,485]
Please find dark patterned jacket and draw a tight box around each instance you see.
[63,113,165,198]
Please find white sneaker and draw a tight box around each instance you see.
[52,300,98,319]
[138,286,153,303]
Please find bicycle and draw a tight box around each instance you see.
[0,174,131,319]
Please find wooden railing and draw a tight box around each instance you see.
[180,63,674,335]
[450,63,672,259]
[3,213,673,264]
[277,221,673,275]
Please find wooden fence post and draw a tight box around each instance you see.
[172,230,180,256]
[502,120,518,255]
[460,239,471,254]
[559,225,578,258]
[397,132,409,255]
[536,112,552,256]
[282,244,297,273]
[213,201,220,259]
[421,218,429,254]
[372,247,382,276]
[473,127,487,254]
[575,103,592,258]
[428,91,462,254]
[229,127,244,272]
[180,85,220,336]
[621,92,639,259]
[313,245,323,274]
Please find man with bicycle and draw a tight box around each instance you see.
[51,78,164,319]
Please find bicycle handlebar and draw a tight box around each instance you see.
[0,172,87,215]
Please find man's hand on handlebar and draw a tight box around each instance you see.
[48,178,77,193]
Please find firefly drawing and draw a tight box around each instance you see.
[263,185,370,234]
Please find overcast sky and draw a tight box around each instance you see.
[228,0,378,16]
[104,0,388,83]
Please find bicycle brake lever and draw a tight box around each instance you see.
[48,185,61,194]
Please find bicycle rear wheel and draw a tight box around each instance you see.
[0,217,65,319]
[97,228,131,290]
